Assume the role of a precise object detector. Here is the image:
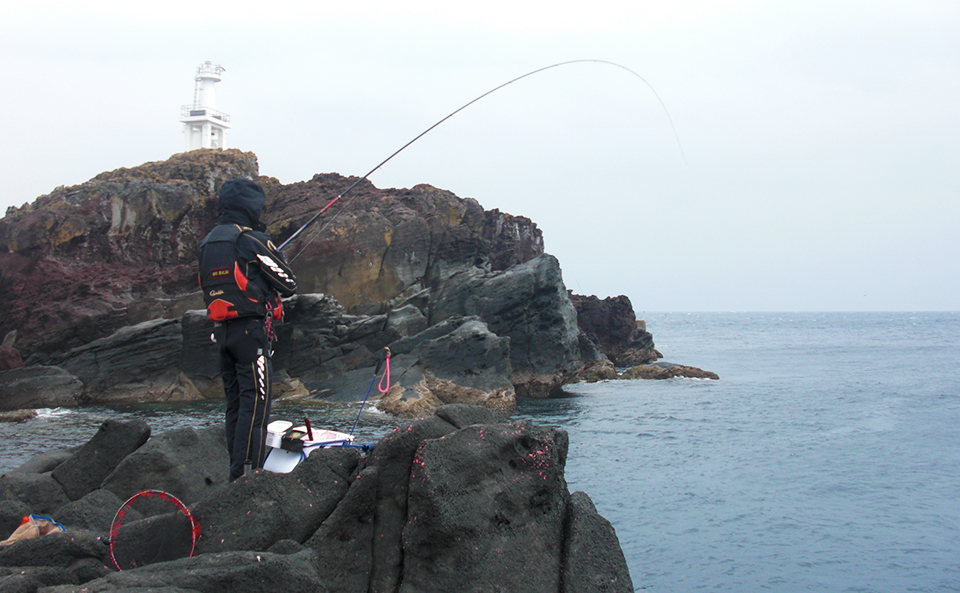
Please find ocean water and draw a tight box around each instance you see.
[518,312,960,592]
[2,312,958,591]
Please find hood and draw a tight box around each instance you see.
[217,179,265,228]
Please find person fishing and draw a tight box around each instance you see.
[197,179,297,482]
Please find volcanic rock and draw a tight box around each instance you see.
[53,488,133,533]
[0,500,32,538]
[561,491,634,592]
[622,362,720,380]
[577,359,619,382]
[53,318,197,404]
[0,405,632,593]
[190,446,359,554]
[6,448,74,475]
[401,422,569,592]
[0,149,257,359]
[0,471,71,516]
[570,293,660,366]
[100,425,229,506]
[430,254,583,397]
[50,418,151,501]
[0,149,676,416]
[0,366,82,411]
[304,465,378,592]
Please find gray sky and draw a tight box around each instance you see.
[2,0,958,312]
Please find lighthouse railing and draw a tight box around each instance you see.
[179,105,231,123]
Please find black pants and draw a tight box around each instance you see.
[215,317,272,482]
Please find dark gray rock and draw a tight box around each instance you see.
[178,310,221,398]
[561,491,634,593]
[417,319,513,395]
[41,587,199,593]
[266,539,305,555]
[0,405,635,593]
[0,366,82,411]
[100,425,228,507]
[6,448,74,476]
[57,319,183,402]
[382,304,427,342]
[43,549,321,593]
[272,294,344,382]
[0,564,102,593]
[0,529,106,568]
[621,362,719,380]
[191,447,359,554]
[0,500,31,539]
[0,472,70,516]
[434,403,500,429]
[400,421,570,593]
[53,489,131,533]
[376,318,516,416]
[570,294,659,367]
[365,415,457,593]
[107,510,199,571]
[51,419,151,502]
[305,466,378,593]
[429,254,582,397]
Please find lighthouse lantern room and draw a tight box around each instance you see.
[180,62,231,151]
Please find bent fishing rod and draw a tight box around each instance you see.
[278,59,684,261]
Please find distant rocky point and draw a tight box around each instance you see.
[0,149,715,415]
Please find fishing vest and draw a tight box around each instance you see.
[198,224,268,321]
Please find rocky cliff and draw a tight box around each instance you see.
[0,149,677,416]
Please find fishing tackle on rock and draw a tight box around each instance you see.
[259,349,388,474]
[279,59,684,262]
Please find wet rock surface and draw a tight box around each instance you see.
[622,362,720,380]
[0,407,632,593]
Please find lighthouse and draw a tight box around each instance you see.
[180,62,231,151]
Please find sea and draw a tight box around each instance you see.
[2,312,958,592]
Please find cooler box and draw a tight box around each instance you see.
[263,420,355,474]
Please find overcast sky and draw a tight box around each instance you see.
[2,0,957,312]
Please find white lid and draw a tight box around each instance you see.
[267,420,293,434]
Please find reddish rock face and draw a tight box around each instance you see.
[0,346,22,370]
[1,149,672,413]
[0,150,544,361]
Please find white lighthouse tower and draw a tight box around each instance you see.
[180,62,231,151]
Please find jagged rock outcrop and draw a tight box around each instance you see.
[570,294,660,367]
[0,150,259,359]
[0,150,545,362]
[0,366,82,410]
[0,149,688,417]
[0,407,633,593]
[269,177,546,311]
[429,254,583,398]
[622,362,720,380]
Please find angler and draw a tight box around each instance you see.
[197,179,298,482]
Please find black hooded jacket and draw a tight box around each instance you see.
[197,180,297,321]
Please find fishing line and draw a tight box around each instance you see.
[279,59,684,262]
